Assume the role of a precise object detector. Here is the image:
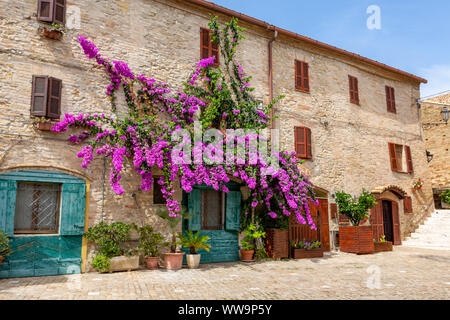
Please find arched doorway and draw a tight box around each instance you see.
[371,186,404,245]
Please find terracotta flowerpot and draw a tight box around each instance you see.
[240,249,254,261]
[186,254,201,269]
[41,27,62,40]
[264,229,289,259]
[163,252,185,270]
[291,247,323,259]
[374,241,393,253]
[339,226,374,254]
[144,256,160,270]
[0,257,4,265]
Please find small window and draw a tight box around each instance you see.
[294,126,312,159]
[37,0,66,25]
[31,76,62,119]
[385,86,396,113]
[295,60,309,92]
[14,182,61,234]
[388,143,413,173]
[348,75,359,105]
[201,190,224,230]
[153,177,165,205]
[200,28,219,67]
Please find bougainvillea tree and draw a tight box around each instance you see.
[53,17,318,229]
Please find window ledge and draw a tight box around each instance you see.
[295,88,310,94]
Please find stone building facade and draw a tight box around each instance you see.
[420,93,450,207]
[0,0,434,275]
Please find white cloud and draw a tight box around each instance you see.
[419,64,450,98]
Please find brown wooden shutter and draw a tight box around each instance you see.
[295,60,302,90]
[200,28,210,60]
[37,0,54,22]
[391,201,401,245]
[47,77,62,119]
[388,142,398,172]
[295,126,311,159]
[306,127,312,159]
[404,196,413,214]
[31,75,49,116]
[386,86,396,113]
[349,76,359,104]
[53,0,66,25]
[302,62,309,91]
[330,203,337,219]
[319,200,330,252]
[405,145,413,173]
[211,36,220,67]
[370,200,384,241]
[390,87,396,113]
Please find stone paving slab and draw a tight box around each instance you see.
[0,247,449,300]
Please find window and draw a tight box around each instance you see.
[31,76,62,119]
[37,0,66,25]
[153,177,165,205]
[294,126,312,159]
[385,86,396,113]
[404,196,413,214]
[200,28,219,67]
[348,75,359,105]
[388,143,413,173]
[201,190,224,230]
[14,182,61,234]
[295,60,309,92]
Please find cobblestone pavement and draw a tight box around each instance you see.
[0,246,449,300]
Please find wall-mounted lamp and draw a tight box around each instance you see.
[426,150,434,163]
[441,106,449,125]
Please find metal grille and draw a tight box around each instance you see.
[14,182,61,234]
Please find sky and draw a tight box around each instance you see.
[211,0,450,98]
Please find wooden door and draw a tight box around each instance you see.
[392,201,402,245]
[318,199,330,251]
[370,199,384,242]
[382,200,394,242]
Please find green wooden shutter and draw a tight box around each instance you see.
[187,189,201,231]
[225,191,241,231]
[60,183,86,235]
[0,180,17,235]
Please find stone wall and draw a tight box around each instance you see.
[421,94,450,191]
[0,0,434,267]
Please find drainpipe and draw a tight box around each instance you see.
[268,26,278,129]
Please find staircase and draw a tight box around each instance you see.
[403,210,450,251]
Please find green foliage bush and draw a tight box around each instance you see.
[135,225,168,257]
[0,231,12,258]
[440,190,450,205]
[91,254,111,273]
[335,189,377,226]
[240,223,266,250]
[85,221,132,258]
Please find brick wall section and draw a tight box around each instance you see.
[0,0,433,264]
[421,93,450,190]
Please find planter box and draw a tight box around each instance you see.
[35,122,53,131]
[40,27,63,40]
[441,200,450,209]
[264,228,289,259]
[291,247,323,259]
[374,241,393,253]
[339,226,374,254]
[109,256,139,272]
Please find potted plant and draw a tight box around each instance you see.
[440,190,450,209]
[0,231,12,265]
[39,23,66,40]
[86,222,140,273]
[33,117,53,131]
[156,207,186,270]
[373,235,393,253]
[135,225,168,270]
[336,189,377,254]
[179,230,211,269]
[290,240,323,259]
[412,178,423,191]
[240,223,266,262]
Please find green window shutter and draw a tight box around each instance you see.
[225,191,241,231]
[0,180,17,235]
[187,189,201,231]
[60,183,86,236]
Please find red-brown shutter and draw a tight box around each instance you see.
[390,87,396,113]
[53,0,66,25]
[294,126,306,158]
[370,199,384,241]
[404,196,413,214]
[330,203,337,219]
[405,145,413,173]
[200,28,219,66]
[37,0,54,22]
[391,201,401,245]
[388,142,398,172]
[306,127,312,159]
[349,76,359,104]
[295,60,309,92]
[319,200,330,252]
[47,77,62,119]
[31,75,49,116]
[386,86,396,113]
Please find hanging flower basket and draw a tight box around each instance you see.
[412,178,423,191]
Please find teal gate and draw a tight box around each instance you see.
[0,170,86,278]
[182,182,241,263]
